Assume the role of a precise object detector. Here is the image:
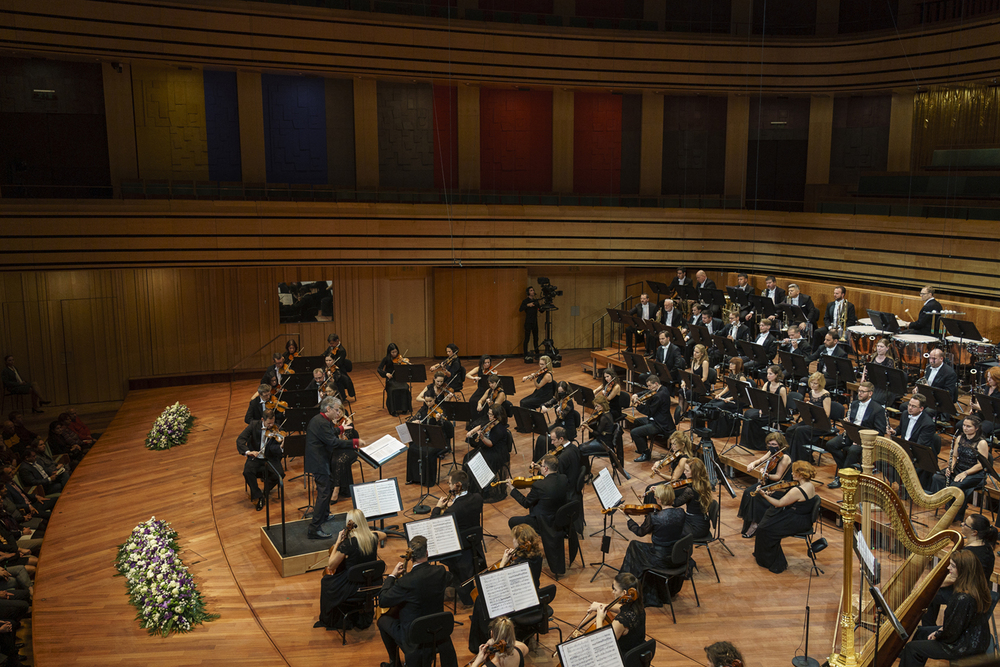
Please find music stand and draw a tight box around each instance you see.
[699,287,726,314]
[675,283,698,304]
[589,467,625,581]
[893,437,940,478]
[283,389,319,409]
[495,375,516,398]
[737,340,772,369]
[664,325,686,348]
[679,369,709,399]
[567,383,596,410]
[973,393,1000,429]
[795,400,834,435]
[921,385,958,420]
[395,364,427,387]
[281,374,313,392]
[606,308,627,356]
[868,310,901,335]
[747,385,785,429]
[687,324,709,348]
[281,407,319,432]
[405,421,447,515]
[646,280,672,301]
[712,334,741,361]
[647,359,674,386]
[943,317,984,342]
[289,355,325,374]
[747,294,777,320]
[778,351,810,381]
[726,286,750,310]
[828,356,858,391]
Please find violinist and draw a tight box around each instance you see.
[536,427,582,491]
[235,409,284,511]
[466,525,544,653]
[306,368,328,406]
[700,357,749,438]
[463,405,512,500]
[650,431,695,483]
[405,394,452,486]
[377,535,453,667]
[753,461,819,574]
[431,471,484,606]
[579,395,622,475]
[429,343,465,392]
[315,508,386,630]
[472,374,506,430]
[519,355,555,410]
[377,343,411,417]
[620,484,685,608]
[245,384,270,424]
[738,432,791,538]
[675,459,714,540]
[323,333,355,399]
[706,641,746,667]
[630,374,675,463]
[417,371,452,407]
[585,572,646,654]
[469,617,529,667]
[468,355,497,425]
[262,352,285,386]
[599,367,625,420]
[282,338,300,364]
[506,454,568,535]
[536,381,580,459]
[305,398,364,540]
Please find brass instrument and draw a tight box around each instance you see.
[836,300,849,335]
[722,294,739,321]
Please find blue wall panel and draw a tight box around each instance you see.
[203,70,242,183]
[262,74,327,184]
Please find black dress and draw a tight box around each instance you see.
[519,372,555,410]
[316,536,378,628]
[463,422,512,501]
[615,599,647,655]
[378,356,412,416]
[621,507,686,607]
[674,487,710,540]
[739,381,784,451]
[405,405,450,486]
[753,490,820,573]
[468,373,492,424]
[786,393,829,462]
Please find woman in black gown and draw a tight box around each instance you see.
[519,356,555,410]
[469,617,529,667]
[739,432,792,537]
[579,394,621,475]
[970,365,1000,439]
[931,416,989,515]
[674,459,713,540]
[587,571,646,655]
[739,365,787,451]
[464,405,512,500]
[377,343,411,416]
[316,508,385,629]
[922,513,997,626]
[599,367,625,420]
[786,372,831,463]
[472,374,505,430]
[753,460,820,574]
[405,393,453,486]
[620,483,686,607]
[467,355,496,425]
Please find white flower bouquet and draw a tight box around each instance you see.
[144,402,194,451]
[114,517,218,636]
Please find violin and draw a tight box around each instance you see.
[466,543,530,602]
[651,450,682,476]
[522,369,541,383]
[751,480,799,497]
[601,503,661,516]
[393,349,411,365]
[554,389,578,418]
[670,478,693,490]
[584,405,606,429]
[265,427,288,443]
[338,412,354,430]
[491,475,543,488]
[473,417,500,443]
[483,640,508,659]
[565,587,639,643]
[266,395,289,413]
[479,385,502,412]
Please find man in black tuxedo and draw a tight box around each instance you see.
[779,323,812,357]
[236,409,285,511]
[761,276,786,307]
[323,333,356,399]
[656,298,683,329]
[629,374,675,462]
[722,310,750,343]
[694,269,718,317]
[653,331,685,376]
[547,427,582,489]
[305,397,364,539]
[666,267,688,294]
[733,272,754,320]
[696,309,724,365]
[507,454,569,529]
[889,393,939,488]
[432,470,483,606]
[261,352,286,386]
[904,286,943,336]
[824,382,887,488]
[808,331,849,386]
[626,293,657,353]
[921,348,958,403]
[377,535,453,667]
[245,384,270,424]
[785,284,819,328]
[305,368,327,405]
[815,285,858,347]
[744,318,778,373]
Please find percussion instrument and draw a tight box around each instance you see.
[945,336,994,366]
[847,325,879,356]
[892,333,938,369]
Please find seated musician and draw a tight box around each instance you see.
[675,459,713,540]
[429,343,465,392]
[585,572,646,655]
[467,355,497,426]
[323,333,356,399]
[778,323,811,357]
[377,535,453,667]
[467,525,544,654]
[785,372,832,463]
[282,338,299,364]
[536,382,580,458]
[701,356,749,437]
[377,343,411,417]
[620,484,685,607]
[921,348,959,404]
[578,395,622,475]
[315,508,386,629]
[807,330,848,388]
[262,352,285,387]
[245,384,270,424]
[656,298,684,329]
[472,374,506,430]
[469,617,529,667]
[752,461,820,574]
[417,371,451,406]
[921,514,996,627]
[785,284,819,330]
[432,470,484,606]
[506,454,568,532]
[931,416,989,513]
[652,331,685,388]
[744,318,778,374]
[867,337,900,408]
[630,374,675,463]
[625,293,657,354]
[887,393,939,488]
[306,368,329,406]
[650,431,695,483]
[899,550,991,667]
[236,409,284,511]
[677,344,711,419]
[599,367,625,420]
[405,393,452,486]
[738,432,792,538]
[903,285,943,336]
[723,308,750,342]
[970,365,1000,438]
[547,427,582,489]
[464,405,512,500]
[705,641,746,667]
[824,381,887,489]
[519,356,555,410]
[739,365,787,451]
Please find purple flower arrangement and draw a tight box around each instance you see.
[144,402,194,451]
[114,517,218,636]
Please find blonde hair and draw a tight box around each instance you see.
[808,371,826,390]
[692,344,707,365]
[668,430,694,457]
[686,459,714,513]
[653,483,676,506]
[512,524,543,558]
[539,356,553,371]
[346,509,377,556]
[489,617,517,657]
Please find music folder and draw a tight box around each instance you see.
[593,467,622,512]
[358,433,407,468]
[404,514,462,560]
[478,561,540,620]
[351,477,403,521]
[556,625,625,667]
[465,450,496,491]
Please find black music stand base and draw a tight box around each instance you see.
[589,512,622,582]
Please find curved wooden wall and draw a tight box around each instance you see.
[2,0,999,93]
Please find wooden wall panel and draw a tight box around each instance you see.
[527,267,624,350]
[433,268,525,357]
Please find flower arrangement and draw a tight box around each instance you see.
[144,402,194,451]
[115,517,218,636]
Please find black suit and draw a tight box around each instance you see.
[922,362,959,403]
[908,298,942,336]
[748,332,778,365]
[377,561,452,666]
[630,385,675,454]
[761,287,786,307]
[653,343,685,372]
[822,299,858,330]
[697,279,720,316]
[824,400,887,471]
[698,317,724,337]
[508,472,569,528]
[236,420,285,501]
[723,322,750,343]
[245,396,267,424]
[657,307,683,329]
[627,301,657,352]
[809,344,849,384]
[779,337,811,357]
[556,443,583,491]
[305,413,358,535]
[897,410,938,452]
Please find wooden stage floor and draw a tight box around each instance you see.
[34,349,922,667]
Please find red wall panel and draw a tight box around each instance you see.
[480,89,553,193]
[432,85,459,191]
[574,92,622,195]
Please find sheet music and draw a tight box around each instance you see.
[404,515,462,558]
[395,423,412,444]
[557,626,624,667]
[352,478,402,518]
[466,450,495,490]
[479,562,539,619]
[361,434,407,466]
[593,468,621,511]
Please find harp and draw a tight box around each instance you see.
[827,431,964,667]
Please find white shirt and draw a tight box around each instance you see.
[926,365,940,385]
[904,412,920,441]
[766,289,776,303]
[640,303,652,319]
[854,400,870,426]
[255,426,268,458]
[833,300,843,325]
[755,332,770,345]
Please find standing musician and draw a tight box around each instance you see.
[650,431,696,483]
[377,343,411,417]
[598,367,625,420]
[506,454,568,533]
[236,409,284,511]
[630,374,675,463]
[429,343,465,392]
[323,334,355,400]
[316,508,386,629]
[473,374,506,430]
[823,381,887,489]
[405,393,452,486]
[537,381,580,455]
[245,384,270,424]
[656,298,684,329]
[466,525,545,654]
[432,471,484,606]
[464,405,512,500]
[920,348,959,404]
[582,572,646,654]
[519,356,555,410]
[626,293,657,354]
[903,285,943,336]
[814,285,857,348]
[738,432,792,538]
[377,535,453,667]
[752,461,819,574]
[520,287,540,361]
[930,416,990,516]
[467,355,497,425]
[469,617,529,667]
[305,397,364,540]
[620,484,685,607]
